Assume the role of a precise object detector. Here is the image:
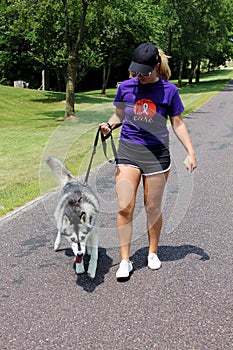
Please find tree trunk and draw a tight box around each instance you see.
[189,59,196,84]
[56,70,62,92]
[167,29,172,57]
[63,0,88,118]
[101,59,111,95]
[195,60,201,84]
[178,57,184,88]
[65,55,78,118]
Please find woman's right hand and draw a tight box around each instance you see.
[99,122,112,136]
[99,109,123,135]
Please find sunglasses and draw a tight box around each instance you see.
[132,71,152,77]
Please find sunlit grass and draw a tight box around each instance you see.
[173,68,233,117]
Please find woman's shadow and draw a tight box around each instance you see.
[131,244,210,271]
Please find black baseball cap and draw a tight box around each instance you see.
[128,43,160,75]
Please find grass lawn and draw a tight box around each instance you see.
[0,67,233,217]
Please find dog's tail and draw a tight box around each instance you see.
[45,156,74,187]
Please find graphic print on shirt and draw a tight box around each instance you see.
[133,98,156,123]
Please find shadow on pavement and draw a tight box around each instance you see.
[131,244,210,271]
[61,244,209,290]
[64,247,113,292]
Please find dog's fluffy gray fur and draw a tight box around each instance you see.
[46,157,99,278]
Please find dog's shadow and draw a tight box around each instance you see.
[131,244,210,271]
[65,247,113,292]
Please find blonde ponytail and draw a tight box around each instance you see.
[156,49,171,80]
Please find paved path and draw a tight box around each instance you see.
[1,81,232,349]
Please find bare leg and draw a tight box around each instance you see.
[143,171,169,255]
[116,166,141,261]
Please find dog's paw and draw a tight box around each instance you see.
[87,271,96,279]
[75,262,85,275]
[87,266,96,279]
[54,241,61,251]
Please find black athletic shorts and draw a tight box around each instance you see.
[116,140,171,176]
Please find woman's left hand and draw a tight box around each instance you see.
[185,153,197,172]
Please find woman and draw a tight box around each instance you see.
[100,43,196,280]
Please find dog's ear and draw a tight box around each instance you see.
[63,214,71,228]
[45,157,74,187]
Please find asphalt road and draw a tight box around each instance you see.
[1,80,232,350]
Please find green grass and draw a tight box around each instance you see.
[0,68,233,217]
[176,68,233,116]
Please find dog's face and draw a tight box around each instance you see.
[62,201,97,256]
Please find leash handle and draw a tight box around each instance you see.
[100,125,118,162]
[84,126,117,185]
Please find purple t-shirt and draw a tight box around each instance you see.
[114,77,184,147]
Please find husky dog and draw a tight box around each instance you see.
[46,157,99,278]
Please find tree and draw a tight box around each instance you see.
[86,0,162,95]
[1,0,90,118]
[0,1,41,86]
[1,0,232,97]
[62,0,89,118]
[154,0,233,85]
[29,0,90,118]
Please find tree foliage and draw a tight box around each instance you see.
[0,0,233,115]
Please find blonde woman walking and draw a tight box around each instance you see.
[100,43,196,280]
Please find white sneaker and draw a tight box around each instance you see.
[116,260,133,278]
[148,253,161,270]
